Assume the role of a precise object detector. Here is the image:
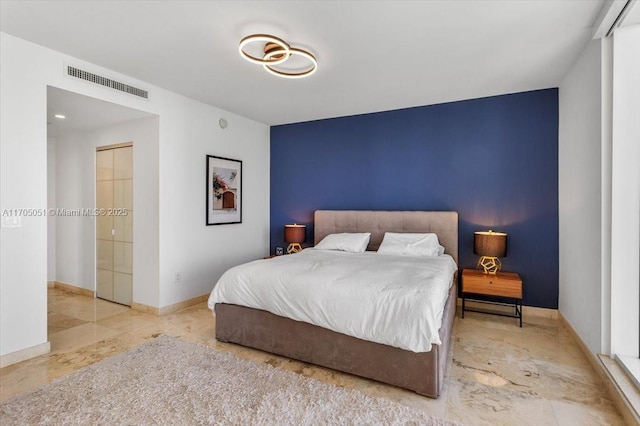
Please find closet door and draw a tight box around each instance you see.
[96,144,133,306]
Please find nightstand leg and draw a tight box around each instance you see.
[462,296,465,318]
[519,300,522,327]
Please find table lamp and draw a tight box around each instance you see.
[284,224,306,254]
[474,230,507,274]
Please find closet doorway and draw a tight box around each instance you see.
[96,143,133,306]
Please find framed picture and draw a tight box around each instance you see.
[206,155,242,225]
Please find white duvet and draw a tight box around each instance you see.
[207,249,457,353]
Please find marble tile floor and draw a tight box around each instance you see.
[0,288,626,425]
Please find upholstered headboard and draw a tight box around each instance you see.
[314,210,459,264]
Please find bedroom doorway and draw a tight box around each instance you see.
[96,143,133,306]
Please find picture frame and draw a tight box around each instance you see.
[206,155,242,225]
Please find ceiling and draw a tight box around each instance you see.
[47,87,155,138]
[0,1,610,126]
[623,0,640,25]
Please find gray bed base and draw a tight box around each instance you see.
[214,210,459,398]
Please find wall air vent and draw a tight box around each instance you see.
[66,66,148,99]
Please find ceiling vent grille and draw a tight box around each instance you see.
[66,66,148,99]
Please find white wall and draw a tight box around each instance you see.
[559,25,640,357]
[47,138,56,282]
[54,116,160,308]
[600,36,613,356]
[0,32,270,360]
[1,33,51,357]
[158,99,270,306]
[54,130,92,289]
[609,24,640,357]
[558,39,604,354]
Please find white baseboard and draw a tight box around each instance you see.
[559,313,640,426]
[0,341,51,368]
[132,294,209,316]
[54,281,95,297]
[598,354,640,426]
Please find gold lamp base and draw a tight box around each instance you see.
[287,243,302,254]
[477,256,502,274]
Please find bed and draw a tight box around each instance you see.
[209,210,458,398]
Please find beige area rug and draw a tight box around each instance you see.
[1,335,458,425]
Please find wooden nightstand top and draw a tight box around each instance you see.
[461,268,521,282]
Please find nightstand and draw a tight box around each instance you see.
[461,268,523,327]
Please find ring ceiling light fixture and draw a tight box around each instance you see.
[239,34,317,79]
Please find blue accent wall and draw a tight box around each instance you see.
[270,89,559,309]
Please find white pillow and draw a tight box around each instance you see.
[377,233,445,257]
[314,233,371,253]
